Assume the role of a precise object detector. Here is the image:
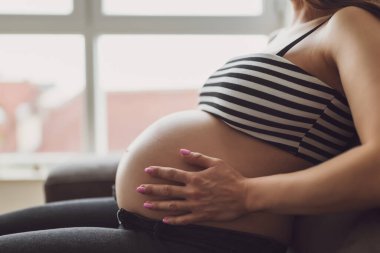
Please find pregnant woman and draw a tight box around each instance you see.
[1,1,380,252]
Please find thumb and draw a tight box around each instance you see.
[179,149,219,168]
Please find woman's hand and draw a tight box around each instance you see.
[136,149,250,225]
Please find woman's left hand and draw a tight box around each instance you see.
[136,149,250,225]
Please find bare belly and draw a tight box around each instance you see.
[115,109,313,244]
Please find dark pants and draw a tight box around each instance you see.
[0,197,119,236]
[0,197,287,253]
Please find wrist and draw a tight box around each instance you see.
[242,177,267,213]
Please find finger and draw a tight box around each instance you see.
[136,184,187,198]
[143,200,192,212]
[179,149,220,168]
[145,166,191,184]
[162,212,207,225]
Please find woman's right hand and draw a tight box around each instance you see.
[136,149,253,225]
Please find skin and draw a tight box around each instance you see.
[138,2,380,225]
[116,110,312,244]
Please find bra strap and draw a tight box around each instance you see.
[276,18,331,57]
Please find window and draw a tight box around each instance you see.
[0,0,73,15]
[102,0,263,16]
[0,0,287,167]
[99,34,268,150]
[0,106,7,148]
[0,35,85,153]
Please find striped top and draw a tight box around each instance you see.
[198,20,358,165]
[199,54,355,164]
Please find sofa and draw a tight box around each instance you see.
[44,157,380,253]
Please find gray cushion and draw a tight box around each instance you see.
[44,156,120,202]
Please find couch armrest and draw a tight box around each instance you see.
[44,157,120,203]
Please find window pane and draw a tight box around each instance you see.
[98,34,268,151]
[0,35,85,153]
[102,0,263,16]
[0,0,73,15]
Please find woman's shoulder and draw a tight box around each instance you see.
[323,6,380,54]
[328,6,380,31]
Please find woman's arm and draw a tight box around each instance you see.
[138,7,380,224]
[249,6,380,215]
[248,144,380,214]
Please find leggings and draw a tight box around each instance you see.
[0,197,287,253]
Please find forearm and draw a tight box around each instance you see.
[245,144,380,215]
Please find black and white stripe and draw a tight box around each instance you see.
[198,53,356,164]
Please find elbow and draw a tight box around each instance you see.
[365,143,380,207]
[365,141,380,165]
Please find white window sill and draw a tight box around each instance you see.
[0,167,48,181]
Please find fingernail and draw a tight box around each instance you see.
[180,149,191,156]
[163,217,170,224]
[136,186,146,193]
[143,202,153,208]
[144,167,153,174]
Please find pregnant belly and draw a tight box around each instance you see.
[115,109,313,244]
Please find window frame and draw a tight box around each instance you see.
[0,0,288,167]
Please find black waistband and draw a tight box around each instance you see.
[117,208,287,253]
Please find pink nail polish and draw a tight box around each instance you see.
[144,167,153,174]
[144,202,153,208]
[180,149,191,156]
[163,217,170,224]
[136,186,146,193]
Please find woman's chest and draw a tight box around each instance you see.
[264,28,344,95]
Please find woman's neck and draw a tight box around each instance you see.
[291,0,335,25]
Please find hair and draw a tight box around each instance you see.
[305,0,380,17]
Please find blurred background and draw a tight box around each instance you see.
[0,0,291,213]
